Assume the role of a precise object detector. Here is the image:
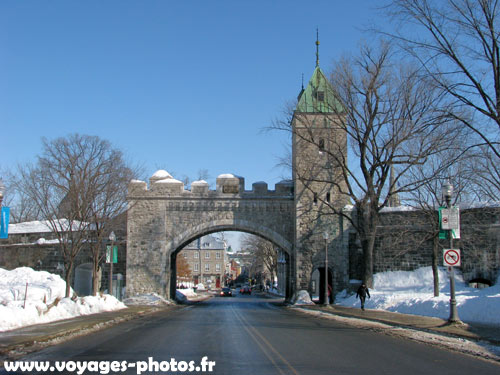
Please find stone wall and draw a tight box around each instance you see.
[0,218,127,296]
[348,207,500,283]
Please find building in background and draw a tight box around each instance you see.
[179,234,227,289]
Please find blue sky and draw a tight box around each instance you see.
[1,0,379,191]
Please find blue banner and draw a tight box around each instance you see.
[0,207,10,239]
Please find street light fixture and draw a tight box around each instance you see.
[323,231,329,306]
[108,231,116,296]
[0,179,5,207]
[442,181,461,323]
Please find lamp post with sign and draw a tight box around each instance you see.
[0,179,4,207]
[108,231,116,296]
[441,181,461,323]
[323,232,329,306]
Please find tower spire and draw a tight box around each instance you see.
[315,28,320,67]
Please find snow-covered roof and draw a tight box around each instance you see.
[8,220,91,234]
[459,201,500,209]
[380,206,416,212]
[184,234,226,250]
[218,173,236,179]
[8,221,52,234]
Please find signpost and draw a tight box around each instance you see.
[441,181,461,323]
[443,248,461,267]
[439,206,460,239]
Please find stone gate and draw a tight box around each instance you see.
[126,58,351,302]
[126,171,296,300]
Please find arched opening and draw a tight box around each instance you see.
[468,277,492,289]
[168,227,292,302]
[311,266,333,304]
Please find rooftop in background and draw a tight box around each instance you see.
[184,234,226,251]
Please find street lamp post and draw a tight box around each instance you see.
[442,181,461,323]
[108,231,116,296]
[323,231,329,306]
[0,179,5,207]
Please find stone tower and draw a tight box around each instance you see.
[292,39,349,296]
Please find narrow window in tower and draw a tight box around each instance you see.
[326,192,331,203]
[316,91,325,101]
[313,193,318,205]
[319,139,325,153]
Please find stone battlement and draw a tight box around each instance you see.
[128,170,293,198]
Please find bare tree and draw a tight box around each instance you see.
[402,147,476,295]
[16,134,138,297]
[384,0,500,193]
[273,42,465,287]
[176,254,192,286]
[466,146,500,201]
[241,234,278,286]
[3,169,41,223]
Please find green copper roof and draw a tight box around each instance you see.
[296,66,343,113]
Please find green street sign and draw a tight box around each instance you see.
[106,245,118,263]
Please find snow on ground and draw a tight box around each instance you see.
[177,288,197,297]
[335,266,500,325]
[122,293,173,306]
[293,290,315,305]
[0,267,126,332]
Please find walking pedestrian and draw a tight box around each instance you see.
[356,283,370,310]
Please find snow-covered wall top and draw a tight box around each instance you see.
[129,170,293,197]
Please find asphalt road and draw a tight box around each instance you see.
[3,293,500,375]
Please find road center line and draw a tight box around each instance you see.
[231,305,301,375]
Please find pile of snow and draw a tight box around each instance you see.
[123,293,173,306]
[293,290,314,305]
[151,170,173,179]
[0,267,126,332]
[335,266,500,325]
[175,288,199,302]
[177,288,198,297]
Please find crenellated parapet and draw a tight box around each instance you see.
[127,170,294,199]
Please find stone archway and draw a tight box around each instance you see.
[126,171,295,300]
[168,223,293,300]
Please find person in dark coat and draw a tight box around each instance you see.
[356,283,370,310]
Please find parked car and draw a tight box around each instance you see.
[220,287,232,297]
[240,286,252,295]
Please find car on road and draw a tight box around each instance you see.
[240,286,252,295]
[219,287,232,297]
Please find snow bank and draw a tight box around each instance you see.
[293,290,314,305]
[336,266,500,325]
[122,293,173,306]
[0,267,126,332]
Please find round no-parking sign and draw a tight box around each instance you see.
[443,248,461,267]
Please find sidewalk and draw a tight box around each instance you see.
[296,303,500,346]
